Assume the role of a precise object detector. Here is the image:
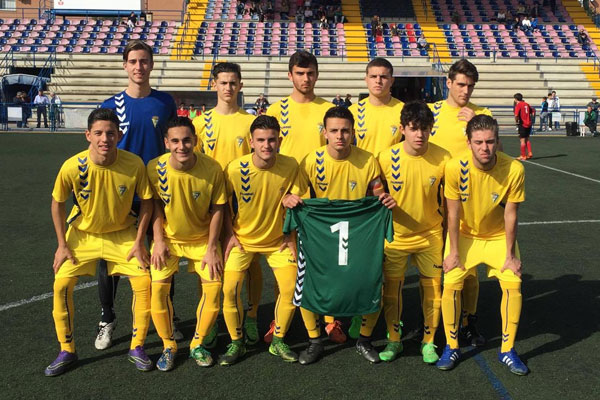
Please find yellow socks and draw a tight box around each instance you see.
[52,277,78,353]
[461,274,479,326]
[272,266,297,338]
[383,277,403,342]
[421,277,442,344]
[324,315,335,324]
[223,270,245,341]
[300,308,321,339]
[190,281,222,349]
[151,282,176,351]
[359,309,381,337]
[500,280,522,352]
[245,257,263,319]
[441,281,463,349]
[129,275,151,349]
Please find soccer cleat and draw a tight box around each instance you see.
[517,156,527,161]
[499,348,529,376]
[190,345,214,367]
[44,351,78,377]
[325,320,347,344]
[128,346,153,372]
[95,320,116,350]
[269,336,299,362]
[156,348,176,372]
[263,319,276,344]
[459,314,486,347]
[172,316,184,341]
[527,153,533,159]
[244,317,259,345]
[436,345,461,371]
[298,339,324,365]
[202,322,219,349]
[421,342,439,364]
[348,315,362,340]
[356,340,381,363]
[218,340,246,366]
[379,341,403,362]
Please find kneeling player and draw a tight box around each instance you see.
[437,115,528,375]
[219,115,299,365]
[148,117,227,370]
[46,108,153,376]
[377,102,451,363]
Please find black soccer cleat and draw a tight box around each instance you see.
[298,339,324,365]
[356,340,381,364]
[459,314,486,347]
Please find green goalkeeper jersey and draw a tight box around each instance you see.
[283,197,393,316]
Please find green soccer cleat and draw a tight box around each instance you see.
[244,317,259,345]
[190,345,214,367]
[218,340,246,366]
[348,315,362,339]
[269,336,298,362]
[202,322,219,349]
[421,342,439,364]
[379,341,403,362]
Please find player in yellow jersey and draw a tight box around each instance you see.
[283,107,396,365]
[349,57,404,157]
[436,115,528,375]
[266,50,333,164]
[192,62,265,346]
[147,117,227,371]
[218,115,300,365]
[429,59,492,346]
[377,101,451,364]
[45,109,154,376]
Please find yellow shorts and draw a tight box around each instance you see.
[384,235,443,279]
[225,246,296,272]
[443,234,521,284]
[55,225,149,279]
[150,240,222,282]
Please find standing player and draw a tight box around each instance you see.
[513,93,534,160]
[283,107,396,365]
[45,109,154,376]
[192,62,264,346]
[219,116,299,365]
[266,51,340,343]
[147,117,227,371]
[436,115,528,376]
[428,59,492,346]
[377,102,451,363]
[96,40,177,350]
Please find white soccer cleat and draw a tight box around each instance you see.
[95,320,116,350]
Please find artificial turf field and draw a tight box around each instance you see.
[1,132,599,399]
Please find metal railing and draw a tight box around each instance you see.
[0,48,15,76]
[0,101,97,132]
[27,51,57,100]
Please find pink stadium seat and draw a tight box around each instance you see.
[160,47,169,54]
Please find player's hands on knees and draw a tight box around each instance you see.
[223,233,244,263]
[279,234,297,261]
[378,192,396,209]
[151,239,170,271]
[53,245,77,274]
[128,241,150,270]
[201,246,224,281]
[501,255,522,278]
[458,107,476,122]
[443,252,464,273]
[282,194,303,208]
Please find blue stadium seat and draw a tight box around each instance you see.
[117,47,124,54]
[536,51,544,57]
[66,45,74,53]
[100,47,108,53]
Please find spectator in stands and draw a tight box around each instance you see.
[265,1,275,20]
[177,102,189,118]
[451,11,461,25]
[49,91,62,129]
[374,23,384,43]
[332,94,344,107]
[304,6,314,23]
[417,34,430,51]
[280,0,290,20]
[334,6,345,24]
[512,16,520,32]
[587,97,599,115]
[344,93,352,107]
[371,15,380,33]
[319,14,328,29]
[13,91,28,128]
[531,2,540,18]
[550,90,561,129]
[584,105,597,135]
[189,104,198,119]
[577,29,590,46]
[237,1,246,17]
[127,12,137,29]
[295,7,305,23]
[516,3,526,17]
[531,17,539,32]
[539,96,549,132]
[255,93,269,114]
[521,16,532,32]
[33,89,49,129]
[200,103,207,115]
[496,10,506,23]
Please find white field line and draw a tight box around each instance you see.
[523,160,600,184]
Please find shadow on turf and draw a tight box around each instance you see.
[527,153,567,161]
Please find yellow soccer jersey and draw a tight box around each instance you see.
[52,149,153,234]
[292,145,380,200]
[428,101,492,158]
[192,108,254,169]
[225,153,299,251]
[378,142,451,248]
[266,96,333,163]
[444,151,525,239]
[147,152,227,243]
[349,97,404,155]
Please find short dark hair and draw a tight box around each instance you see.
[250,115,280,135]
[366,57,394,75]
[543,96,547,100]
[400,101,434,131]
[466,114,499,140]
[323,106,354,128]
[123,39,153,63]
[288,50,318,72]
[212,62,242,81]
[448,59,479,82]
[88,108,120,131]
[548,92,553,96]
[514,93,523,101]
[166,116,196,137]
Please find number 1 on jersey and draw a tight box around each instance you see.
[330,221,349,266]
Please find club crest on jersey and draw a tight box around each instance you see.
[429,176,437,186]
[118,185,127,196]
[491,192,499,203]
[192,191,201,200]
[236,136,244,147]
[152,116,159,128]
[390,125,398,136]
[317,123,324,133]
[349,180,357,191]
